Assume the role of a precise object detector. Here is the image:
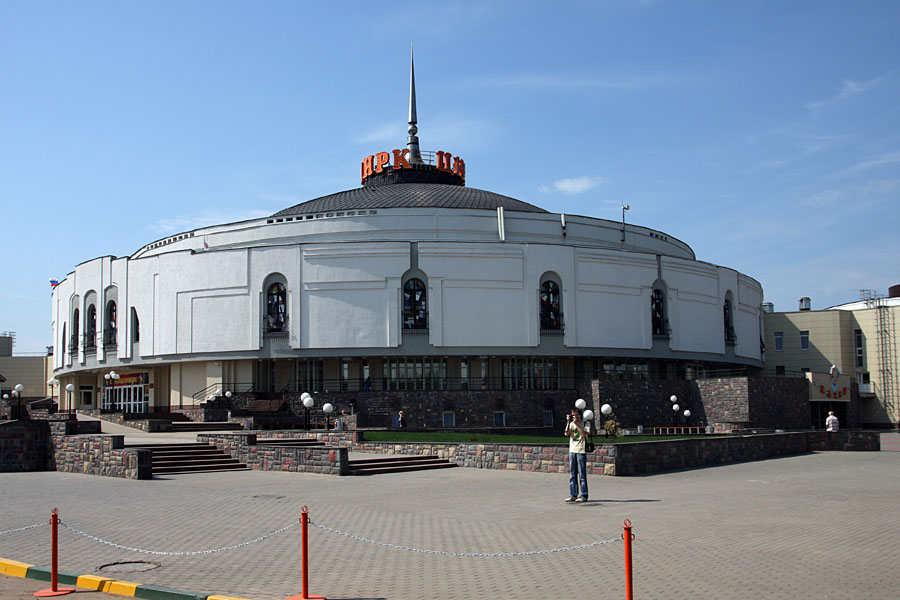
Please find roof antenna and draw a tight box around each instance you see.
[407,44,423,165]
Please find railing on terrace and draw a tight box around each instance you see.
[190,382,255,405]
[281,377,579,393]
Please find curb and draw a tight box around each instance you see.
[0,557,253,600]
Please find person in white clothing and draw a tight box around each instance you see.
[825,411,839,432]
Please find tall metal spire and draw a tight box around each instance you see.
[407,44,423,164]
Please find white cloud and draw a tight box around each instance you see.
[539,176,603,195]
[806,74,887,112]
[146,208,272,235]
[833,151,900,177]
[355,123,403,146]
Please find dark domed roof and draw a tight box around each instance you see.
[272,183,548,217]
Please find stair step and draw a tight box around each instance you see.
[126,443,215,450]
[348,462,458,476]
[154,464,251,474]
[258,440,324,447]
[349,455,442,465]
[153,456,240,471]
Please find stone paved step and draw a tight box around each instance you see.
[348,455,458,475]
[126,442,249,475]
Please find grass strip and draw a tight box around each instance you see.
[361,431,720,444]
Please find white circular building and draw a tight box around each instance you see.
[49,63,763,427]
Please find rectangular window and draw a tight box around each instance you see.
[774,332,784,351]
[775,365,785,375]
[442,411,456,428]
[542,410,554,427]
[855,329,864,367]
[493,411,506,427]
[800,331,809,351]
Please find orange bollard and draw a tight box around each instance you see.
[285,506,326,600]
[623,519,635,600]
[34,509,75,597]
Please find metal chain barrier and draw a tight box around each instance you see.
[58,520,300,556]
[12,516,618,559]
[0,522,48,536]
[308,520,622,557]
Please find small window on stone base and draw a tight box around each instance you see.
[493,411,506,427]
[442,411,456,427]
[542,410,554,427]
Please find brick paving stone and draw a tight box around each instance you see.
[0,451,898,600]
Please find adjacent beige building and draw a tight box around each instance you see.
[0,333,55,416]
[763,288,899,428]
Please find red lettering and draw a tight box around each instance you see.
[361,155,374,184]
[392,149,411,169]
[454,156,466,184]
[436,151,453,172]
[375,152,391,173]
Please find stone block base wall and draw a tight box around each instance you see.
[50,434,152,479]
[1,421,50,472]
[197,433,347,475]
[807,431,879,451]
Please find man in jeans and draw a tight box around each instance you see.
[564,408,590,502]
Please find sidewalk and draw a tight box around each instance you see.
[2,450,899,600]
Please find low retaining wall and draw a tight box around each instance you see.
[0,421,50,472]
[807,430,880,452]
[198,433,347,475]
[50,434,152,479]
[350,430,880,476]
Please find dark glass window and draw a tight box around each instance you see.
[70,309,80,352]
[86,305,97,349]
[266,283,287,332]
[131,308,140,343]
[651,289,666,336]
[855,329,864,367]
[724,299,736,343]
[403,278,428,330]
[774,331,784,351]
[540,281,561,330]
[105,301,117,346]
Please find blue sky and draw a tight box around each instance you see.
[2,1,899,352]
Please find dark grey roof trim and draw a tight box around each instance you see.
[272,183,548,217]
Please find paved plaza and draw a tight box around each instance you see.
[2,434,899,600]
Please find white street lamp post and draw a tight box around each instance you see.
[66,384,75,414]
[301,392,314,429]
[104,371,120,411]
[323,403,334,431]
[13,383,24,419]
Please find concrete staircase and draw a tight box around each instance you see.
[126,442,249,475]
[348,455,458,475]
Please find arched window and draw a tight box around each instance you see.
[61,323,66,361]
[651,289,667,336]
[85,304,97,349]
[724,296,736,344]
[131,308,140,343]
[402,278,428,330]
[70,309,80,353]
[105,301,117,346]
[266,282,287,332]
[540,280,561,330]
